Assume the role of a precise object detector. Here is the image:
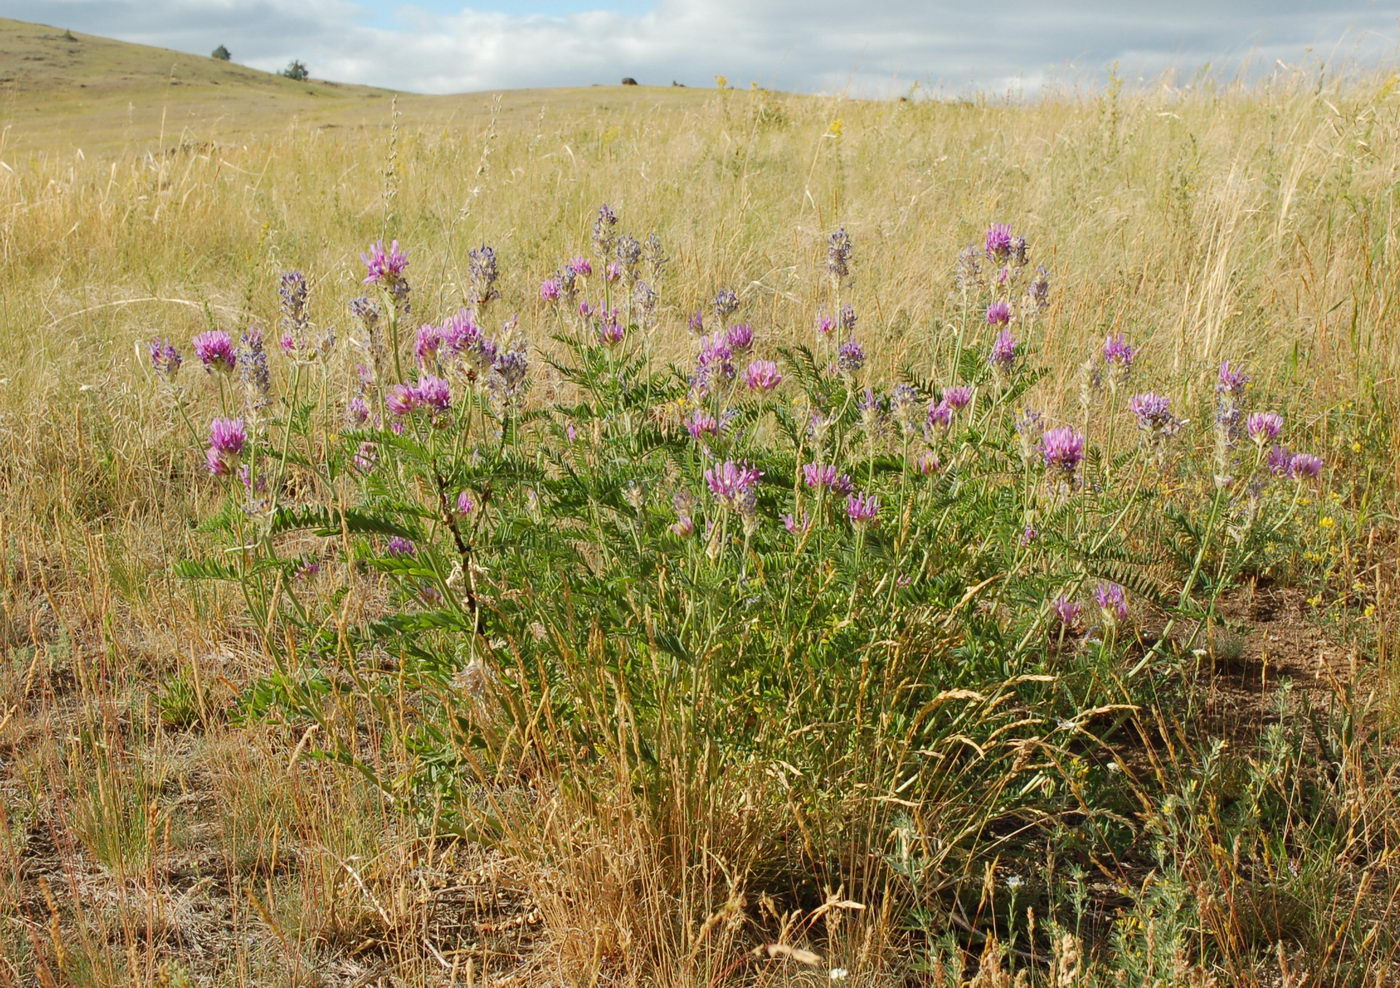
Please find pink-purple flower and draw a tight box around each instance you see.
[1052,594,1083,627]
[206,417,246,475]
[455,492,475,515]
[986,301,1012,326]
[193,330,237,373]
[943,385,973,411]
[725,323,754,350]
[1102,333,1137,369]
[386,536,416,556]
[539,278,561,301]
[1040,427,1086,476]
[1094,582,1128,622]
[803,462,854,495]
[744,359,782,391]
[149,338,182,378]
[989,329,1018,369]
[704,460,763,513]
[846,492,880,527]
[1246,411,1283,445]
[1218,360,1249,396]
[568,256,592,277]
[985,223,1014,259]
[1288,452,1324,479]
[686,409,720,441]
[362,240,408,284]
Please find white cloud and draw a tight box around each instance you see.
[7,0,1398,95]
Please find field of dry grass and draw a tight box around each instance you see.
[1,19,1399,986]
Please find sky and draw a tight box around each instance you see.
[6,0,1397,97]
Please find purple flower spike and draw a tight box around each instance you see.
[1052,594,1083,627]
[539,278,561,301]
[927,400,953,430]
[347,397,370,425]
[568,256,592,277]
[1040,427,1086,475]
[846,492,880,527]
[836,340,865,374]
[1102,333,1137,369]
[989,329,1018,369]
[704,460,763,513]
[456,492,475,515]
[1128,392,1179,437]
[1288,453,1324,479]
[1019,525,1038,546]
[386,536,416,556]
[985,223,1014,259]
[986,301,1012,326]
[815,312,836,337]
[1094,582,1128,622]
[943,385,973,411]
[193,330,237,373]
[1246,411,1283,445]
[782,511,809,535]
[605,261,624,283]
[362,240,408,284]
[1218,360,1249,396]
[149,338,183,378]
[744,359,782,391]
[597,320,626,345]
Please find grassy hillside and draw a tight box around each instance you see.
[0,17,719,156]
[1,16,1398,986]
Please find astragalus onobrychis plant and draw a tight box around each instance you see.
[153,209,1327,963]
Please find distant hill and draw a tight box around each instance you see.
[0,17,719,156]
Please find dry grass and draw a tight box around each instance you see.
[1,25,1399,984]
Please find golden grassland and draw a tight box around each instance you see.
[1,20,1399,984]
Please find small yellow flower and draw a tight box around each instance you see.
[1307,594,1322,607]
[829,118,844,138]
[1300,497,1311,506]
[1364,604,1376,618]
[1329,492,1343,503]
[1319,516,1335,529]
[714,74,728,90]
[1351,441,1362,452]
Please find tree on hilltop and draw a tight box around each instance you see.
[211,44,232,61]
[281,60,309,81]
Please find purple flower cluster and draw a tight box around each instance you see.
[193,330,237,374]
[704,460,762,514]
[386,536,416,556]
[846,492,880,527]
[836,340,866,375]
[744,359,782,392]
[362,240,408,285]
[1246,411,1283,445]
[149,338,182,378]
[1102,333,1137,370]
[387,374,452,420]
[1094,582,1128,622]
[1040,427,1086,478]
[986,301,1012,326]
[989,329,1019,370]
[1052,595,1083,627]
[1128,392,1180,438]
[206,417,246,476]
[803,463,854,495]
[1267,445,1324,480]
